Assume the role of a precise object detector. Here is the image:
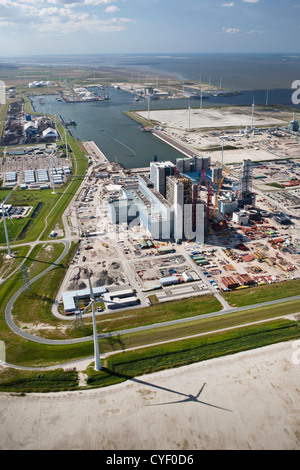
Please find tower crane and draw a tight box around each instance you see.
[212,167,230,221]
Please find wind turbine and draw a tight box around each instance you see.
[63,128,69,160]
[86,270,102,371]
[219,137,225,168]
[251,98,255,130]
[0,187,15,258]
[49,148,57,194]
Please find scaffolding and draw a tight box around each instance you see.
[238,159,252,200]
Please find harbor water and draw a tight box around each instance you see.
[30,83,297,170]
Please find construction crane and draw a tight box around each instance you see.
[212,167,230,220]
[171,157,178,176]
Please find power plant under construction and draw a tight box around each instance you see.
[107,154,258,243]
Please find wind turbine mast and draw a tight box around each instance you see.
[251,98,255,130]
[1,187,15,258]
[49,148,56,194]
[87,270,102,371]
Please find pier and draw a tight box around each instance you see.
[83,141,110,165]
[152,129,202,159]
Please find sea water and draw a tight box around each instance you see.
[28,53,300,169]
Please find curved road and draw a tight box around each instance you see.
[5,251,300,346]
[2,137,300,370]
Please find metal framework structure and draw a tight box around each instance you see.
[238,159,252,200]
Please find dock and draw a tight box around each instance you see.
[82,141,110,165]
[152,129,202,159]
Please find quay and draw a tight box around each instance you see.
[152,129,201,159]
[83,141,110,165]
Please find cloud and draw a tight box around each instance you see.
[242,0,259,3]
[0,0,133,34]
[83,0,115,5]
[245,29,264,34]
[222,27,241,34]
[105,5,119,12]
[221,2,234,6]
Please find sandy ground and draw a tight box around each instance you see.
[139,107,286,131]
[209,147,282,164]
[0,341,299,450]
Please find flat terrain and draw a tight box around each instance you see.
[138,107,287,130]
[0,341,299,450]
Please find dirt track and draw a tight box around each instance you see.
[0,341,299,450]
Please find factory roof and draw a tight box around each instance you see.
[42,127,58,138]
[62,286,107,312]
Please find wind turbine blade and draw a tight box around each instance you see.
[146,399,190,407]
[4,208,14,226]
[196,382,206,398]
[81,300,93,315]
[2,187,15,205]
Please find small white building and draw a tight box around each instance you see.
[102,288,138,310]
[232,211,249,226]
[182,271,193,282]
[24,121,39,134]
[42,127,58,139]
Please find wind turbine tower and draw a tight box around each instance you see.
[64,129,69,160]
[87,270,102,371]
[0,187,15,258]
[49,148,57,194]
[251,98,255,130]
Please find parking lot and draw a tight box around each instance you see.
[0,144,71,188]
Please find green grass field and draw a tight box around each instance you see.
[223,278,300,307]
[0,317,299,392]
[0,127,88,245]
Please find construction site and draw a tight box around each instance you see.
[56,120,300,314]
[2,93,300,314]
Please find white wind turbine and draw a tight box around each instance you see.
[86,270,102,371]
[0,187,15,258]
[251,98,255,130]
[49,147,57,194]
[63,128,69,160]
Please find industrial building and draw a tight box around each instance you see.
[4,172,17,186]
[288,114,299,133]
[108,155,208,243]
[176,155,210,174]
[150,161,176,197]
[107,153,256,244]
[62,286,107,313]
[165,174,205,242]
[42,127,58,139]
[101,288,138,310]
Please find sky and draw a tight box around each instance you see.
[0,0,299,56]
